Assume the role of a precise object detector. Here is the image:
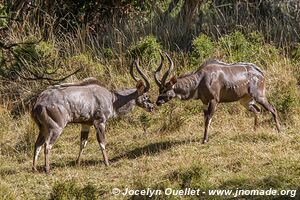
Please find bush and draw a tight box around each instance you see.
[67,53,104,77]
[51,181,99,200]
[168,164,213,190]
[190,34,214,66]
[139,112,152,133]
[270,87,299,115]
[291,43,300,60]
[0,4,8,28]
[103,48,115,60]
[157,103,186,134]
[127,36,161,70]
[218,31,265,62]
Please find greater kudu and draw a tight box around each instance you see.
[32,60,154,173]
[155,53,280,144]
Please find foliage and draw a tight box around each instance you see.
[171,165,212,189]
[270,86,299,116]
[103,48,115,60]
[0,3,8,28]
[67,53,104,77]
[139,112,152,133]
[127,36,161,70]
[2,38,59,80]
[51,181,99,200]
[291,43,300,60]
[219,31,257,62]
[190,34,214,66]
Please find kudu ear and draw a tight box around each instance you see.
[136,80,146,94]
[169,76,177,85]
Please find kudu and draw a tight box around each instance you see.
[32,60,154,173]
[155,53,280,144]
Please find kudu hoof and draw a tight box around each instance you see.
[32,167,38,173]
[202,139,209,144]
[75,160,81,166]
[44,167,50,174]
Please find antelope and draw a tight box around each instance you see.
[32,59,154,173]
[155,53,280,144]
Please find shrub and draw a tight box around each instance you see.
[190,34,214,66]
[270,87,299,115]
[218,31,266,62]
[103,48,115,60]
[67,53,104,77]
[0,4,8,28]
[291,43,300,60]
[51,181,99,200]
[157,103,186,134]
[168,164,213,191]
[139,112,152,134]
[127,36,161,70]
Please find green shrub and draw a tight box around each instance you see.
[0,4,8,28]
[9,38,59,79]
[169,164,213,190]
[270,87,299,115]
[139,112,152,133]
[158,103,186,134]
[51,181,99,200]
[127,36,161,70]
[218,31,266,62]
[291,43,300,60]
[103,48,115,60]
[190,34,214,66]
[67,53,104,77]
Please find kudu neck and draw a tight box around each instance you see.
[173,72,202,100]
[112,88,139,116]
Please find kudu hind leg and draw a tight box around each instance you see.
[44,127,63,173]
[248,103,261,131]
[203,100,218,144]
[76,125,90,165]
[32,128,46,172]
[256,97,281,132]
[94,121,109,166]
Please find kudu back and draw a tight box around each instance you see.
[32,60,153,173]
[155,53,280,144]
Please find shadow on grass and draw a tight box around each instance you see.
[110,139,195,163]
[47,138,198,170]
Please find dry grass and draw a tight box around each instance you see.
[0,99,299,199]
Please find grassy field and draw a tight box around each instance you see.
[0,97,299,199]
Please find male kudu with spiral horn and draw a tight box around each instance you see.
[155,53,280,144]
[32,59,154,173]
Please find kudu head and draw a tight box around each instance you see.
[154,53,177,106]
[130,58,154,112]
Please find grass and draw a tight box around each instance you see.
[0,100,299,199]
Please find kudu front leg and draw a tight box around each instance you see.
[94,120,109,166]
[76,125,90,166]
[202,100,217,144]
